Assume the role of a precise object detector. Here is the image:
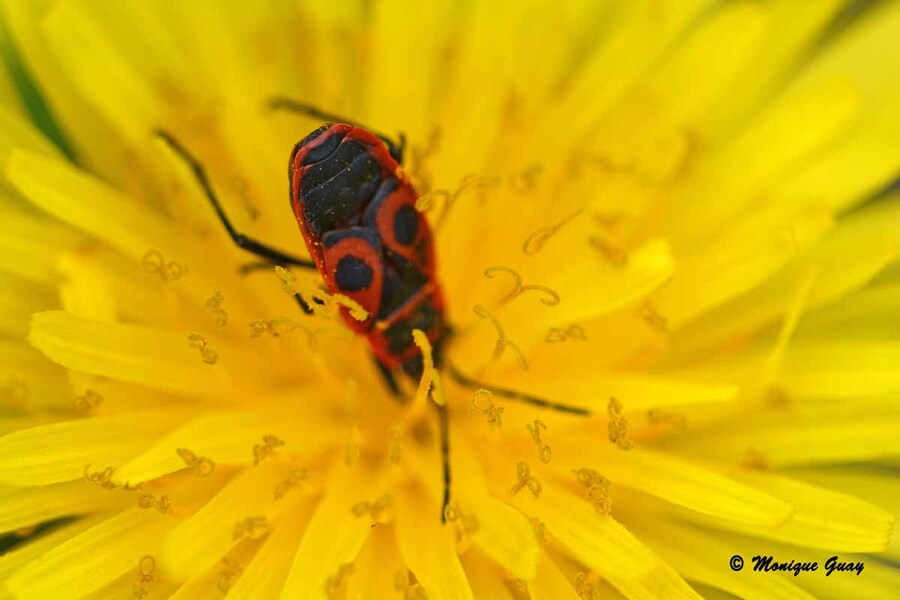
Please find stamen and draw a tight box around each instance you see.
[483,266,560,306]
[575,571,602,599]
[217,557,244,594]
[248,317,330,350]
[637,302,668,333]
[646,409,687,429]
[132,555,156,599]
[274,265,299,294]
[324,562,355,599]
[742,450,770,471]
[546,324,587,343]
[471,389,503,428]
[343,379,360,466]
[83,465,117,490]
[351,494,393,521]
[72,388,103,412]
[573,468,612,515]
[522,209,582,255]
[472,304,529,370]
[509,462,542,498]
[530,518,548,545]
[232,516,268,540]
[187,333,218,365]
[526,420,552,463]
[176,447,216,477]
[273,468,309,500]
[274,267,368,321]
[0,376,28,409]
[765,386,790,408]
[589,235,629,267]
[411,329,447,408]
[138,494,171,514]
[408,127,441,193]
[594,212,625,230]
[205,290,228,328]
[416,173,501,227]
[443,502,479,541]
[253,434,285,466]
[607,398,634,450]
[394,570,428,600]
[509,164,543,194]
[142,250,186,282]
[389,422,405,465]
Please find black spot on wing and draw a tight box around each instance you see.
[393,205,418,246]
[334,255,374,292]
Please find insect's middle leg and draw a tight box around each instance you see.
[155,130,318,270]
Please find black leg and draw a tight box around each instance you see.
[155,130,317,269]
[374,357,401,398]
[436,397,451,524]
[445,362,592,417]
[267,97,406,165]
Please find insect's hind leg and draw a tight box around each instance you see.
[435,396,451,523]
[155,130,318,270]
[373,356,401,398]
[445,362,592,417]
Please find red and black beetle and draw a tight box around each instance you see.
[157,100,590,521]
[289,120,447,383]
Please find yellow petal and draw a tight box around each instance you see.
[0,411,185,485]
[0,516,103,581]
[0,272,55,340]
[4,508,172,599]
[113,400,342,485]
[668,198,899,360]
[227,499,314,600]
[777,340,900,398]
[0,203,82,284]
[167,538,263,600]
[789,465,900,560]
[645,2,766,130]
[42,1,163,144]
[347,524,405,600]
[656,204,833,329]
[624,511,815,600]
[57,252,118,322]
[0,339,70,409]
[664,406,900,467]
[671,77,858,245]
[160,462,286,579]
[395,480,474,600]
[552,444,793,526]
[536,0,709,158]
[528,552,580,600]
[453,437,538,580]
[501,468,702,600]
[5,149,186,262]
[0,480,126,534]
[280,461,382,599]
[712,469,895,552]
[29,311,232,395]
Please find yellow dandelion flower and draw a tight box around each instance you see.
[0,2,899,599]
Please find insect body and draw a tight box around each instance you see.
[157,100,591,523]
[289,123,447,378]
